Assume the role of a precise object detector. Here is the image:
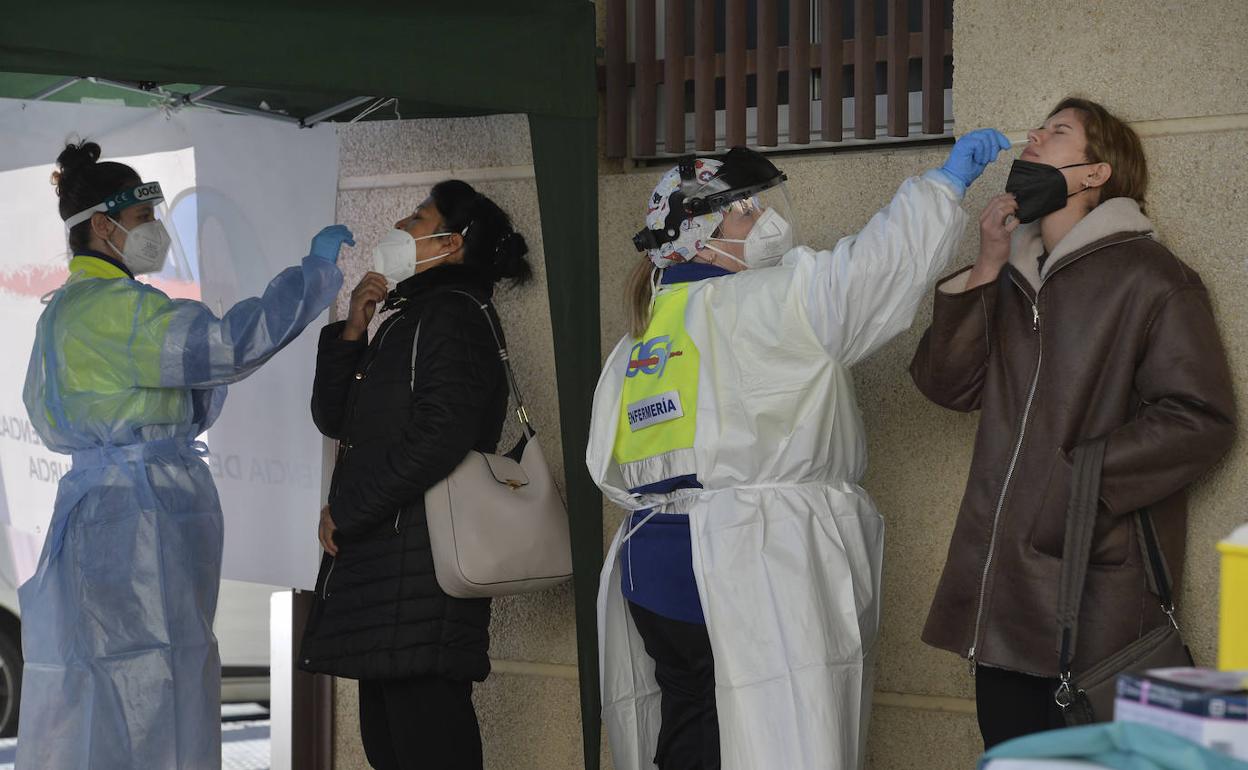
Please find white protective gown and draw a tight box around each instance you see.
[589,171,967,770]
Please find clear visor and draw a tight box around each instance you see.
[705,183,797,244]
[106,197,172,236]
[144,199,195,283]
[100,198,193,282]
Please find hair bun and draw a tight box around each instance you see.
[56,141,102,176]
[495,231,526,259]
[492,230,531,281]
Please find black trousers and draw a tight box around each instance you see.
[975,665,1067,750]
[628,601,721,770]
[358,676,482,770]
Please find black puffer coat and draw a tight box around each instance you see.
[299,263,508,682]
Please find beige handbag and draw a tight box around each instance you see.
[414,291,572,598]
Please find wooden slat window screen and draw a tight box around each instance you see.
[604,0,954,158]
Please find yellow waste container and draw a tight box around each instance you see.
[1219,524,1248,671]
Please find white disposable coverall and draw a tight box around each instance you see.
[589,171,967,770]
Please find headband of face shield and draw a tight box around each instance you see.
[63,181,172,275]
[633,147,795,270]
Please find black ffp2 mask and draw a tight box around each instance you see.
[1005,159,1096,223]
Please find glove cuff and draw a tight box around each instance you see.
[932,167,967,198]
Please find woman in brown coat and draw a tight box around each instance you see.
[910,97,1235,749]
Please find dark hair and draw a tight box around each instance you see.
[53,141,140,253]
[429,180,532,285]
[1047,97,1149,213]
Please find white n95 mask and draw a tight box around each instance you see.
[372,228,460,284]
[107,219,172,275]
[705,207,795,270]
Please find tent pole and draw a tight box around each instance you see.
[185,85,226,103]
[31,77,80,100]
[59,78,302,126]
[194,98,302,125]
[529,113,603,770]
[86,76,174,99]
[301,96,375,127]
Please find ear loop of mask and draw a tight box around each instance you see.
[414,225,470,266]
[1056,162,1099,197]
[701,241,750,269]
[700,196,765,269]
[102,217,129,262]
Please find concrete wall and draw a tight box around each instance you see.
[326,1,1248,767]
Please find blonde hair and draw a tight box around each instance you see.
[625,257,658,338]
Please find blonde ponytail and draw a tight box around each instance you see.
[625,257,659,338]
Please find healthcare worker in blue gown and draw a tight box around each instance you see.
[16,141,350,769]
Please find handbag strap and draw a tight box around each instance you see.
[1056,439,1107,677]
[1137,508,1177,618]
[1055,438,1178,705]
[408,289,533,437]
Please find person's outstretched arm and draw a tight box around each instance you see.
[804,129,1010,366]
[71,225,351,391]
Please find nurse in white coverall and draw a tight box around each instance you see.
[588,131,1010,770]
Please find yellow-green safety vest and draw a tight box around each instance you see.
[613,285,701,478]
[49,255,186,427]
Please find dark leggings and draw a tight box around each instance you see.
[975,664,1066,750]
[629,601,721,770]
[358,676,482,770]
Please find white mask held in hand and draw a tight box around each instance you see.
[106,218,172,275]
[704,207,795,270]
[372,228,459,284]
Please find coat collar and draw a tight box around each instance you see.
[661,262,732,285]
[1008,197,1156,291]
[69,250,135,281]
[384,263,493,311]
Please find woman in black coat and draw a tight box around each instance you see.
[299,180,532,770]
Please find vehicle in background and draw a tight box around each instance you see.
[0,534,276,737]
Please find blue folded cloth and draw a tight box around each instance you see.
[980,722,1248,770]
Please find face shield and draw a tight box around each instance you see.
[697,182,797,270]
[148,195,193,284]
[63,182,173,275]
[632,147,796,271]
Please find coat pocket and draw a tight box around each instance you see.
[1028,447,1131,566]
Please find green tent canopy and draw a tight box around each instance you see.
[0,2,603,767]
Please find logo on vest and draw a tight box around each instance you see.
[626,390,685,432]
[627,335,684,378]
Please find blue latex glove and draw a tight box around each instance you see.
[938,128,1012,195]
[309,225,355,263]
